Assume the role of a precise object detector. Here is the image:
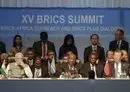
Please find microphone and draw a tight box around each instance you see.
[88,70,95,79]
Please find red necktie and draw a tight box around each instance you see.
[42,42,46,59]
[104,60,111,77]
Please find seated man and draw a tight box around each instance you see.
[31,57,44,78]
[25,47,35,68]
[33,32,56,60]
[41,50,57,77]
[79,53,104,78]
[109,50,130,78]
[105,50,114,62]
[6,53,32,78]
[56,51,82,78]
[121,50,129,62]
[104,50,114,77]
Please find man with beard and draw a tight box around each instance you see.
[31,57,43,78]
[84,34,105,63]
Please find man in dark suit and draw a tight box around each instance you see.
[80,53,104,78]
[56,51,82,78]
[31,56,48,78]
[33,32,56,60]
[84,34,105,63]
[0,41,6,55]
[108,50,130,78]
[109,29,129,52]
[41,51,57,78]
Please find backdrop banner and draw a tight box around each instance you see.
[0,8,129,60]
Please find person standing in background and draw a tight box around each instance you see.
[33,32,56,61]
[109,29,129,53]
[59,34,78,59]
[10,35,26,56]
[84,34,105,63]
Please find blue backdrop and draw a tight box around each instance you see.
[0,8,129,61]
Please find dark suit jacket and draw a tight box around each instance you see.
[31,61,56,78]
[31,66,45,78]
[84,46,105,63]
[109,61,130,78]
[33,40,56,59]
[109,40,129,52]
[0,41,6,55]
[79,62,104,78]
[56,61,82,77]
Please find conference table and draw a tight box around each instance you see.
[0,78,130,92]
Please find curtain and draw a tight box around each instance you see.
[0,0,130,8]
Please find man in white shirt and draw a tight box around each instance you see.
[109,50,130,78]
[31,57,42,78]
[6,53,33,78]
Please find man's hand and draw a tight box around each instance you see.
[19,61,26,68]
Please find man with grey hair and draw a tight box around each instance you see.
[109,50,130,78]
[6,53,32,78]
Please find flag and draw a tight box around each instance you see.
[104,60,111,77]
[48,57,56,74]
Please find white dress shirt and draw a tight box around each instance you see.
[34,68,42,78]
[92,45,97,52]
[28,59,34,66]
[114,62,121,78]
[117,40,122,49]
